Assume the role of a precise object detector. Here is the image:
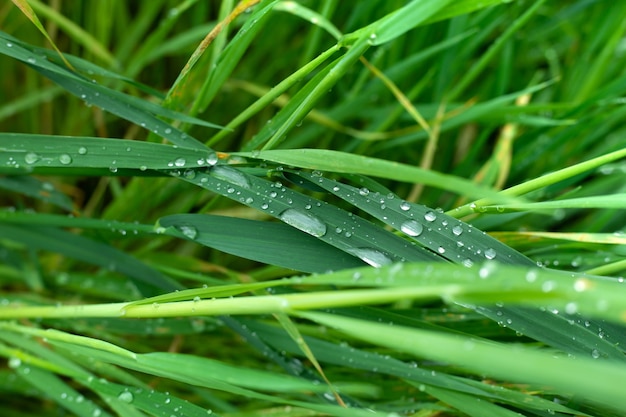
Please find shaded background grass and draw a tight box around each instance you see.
[2,0,626,416]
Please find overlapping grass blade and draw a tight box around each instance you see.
[0,133,216,174]
[294,171,532,266]
[298,310,626,413]
[0,224,178,296]
[158,213,364,273]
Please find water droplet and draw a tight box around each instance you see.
[176,225,198,239]
[164,128,172,134]
[174,157,186,167]
[452,225,463,236]
[346,248,393,268]
[117,391,134,403]
[6,42,13,47]
[78,146,88,155]
[359,187,369,196]
[399,201,411,211]
[591,349,600,359]
[24,152,40,164]
[211,165,250,189]
[484,248,497,260]
[279,209,327,237]
[184,169,196,179]
[59,154,72,165]
[479,262,497,278]
[574,278,590,292]
[27,57,36,64]
[462,258,473,267]
[206,153,218,166]
[424,211,437,222]
[437,246,446,254]
[8,357,21,368]
[400,220,423,237]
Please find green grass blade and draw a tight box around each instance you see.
[0,224,178,296]
[298,310,626,413]
[158,213,365,273]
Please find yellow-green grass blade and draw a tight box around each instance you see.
[298,310,626,414]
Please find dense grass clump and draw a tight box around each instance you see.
[1,1,626,416]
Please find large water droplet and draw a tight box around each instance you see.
[59,154,72,165]
[424,211,437,222]
[484,248,497,260]
[279,209,327,237]
[399,201,411,211]
[117,391,134,403]
[210,165,250,189]
[24,152,40,164]
[174,157,186,167]
[346,248,393,268]
[400,220,423,237]
[452,225,463,236]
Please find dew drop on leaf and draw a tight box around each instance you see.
[177,225,198,240]
[78,146,88,155]
[210,165,251,189]
[400,220,423,237]
[399,201,411,211]
[484,248,497,259]
[279,209,327,237]
[174,157,186,167]
[59,154,72,165]
[24,152,40,164]
[424,211,437,222]
[117,391,133,403]
[346,248,393,268]
[452,225,463,236]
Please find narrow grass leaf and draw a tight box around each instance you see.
[275,1,342,40]
[158,213,364,273]
[0,224,178,296]
[246,149,510,201]
[0,176,73,210]
[0,134,217,173]
[12,366,112,417]
[295,171,533,266]
[298,311,626,413]
[342,0,454,46]
[182,169,440,266]
[87,378,218,417]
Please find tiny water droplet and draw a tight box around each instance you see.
[164,128,172,134]
[117,391,134,403]
[8,357,21,368]
[59,154,72,165]
[424,211,437,222]
[400,220,423,237]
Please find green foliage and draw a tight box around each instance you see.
[1,1,626,416]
